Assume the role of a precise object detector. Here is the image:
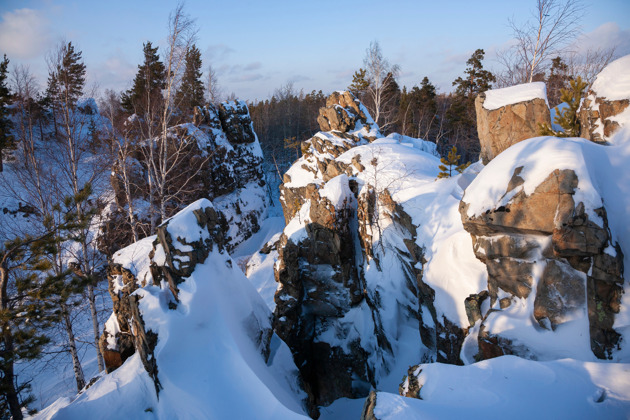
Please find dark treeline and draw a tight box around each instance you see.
[248,84,325,176]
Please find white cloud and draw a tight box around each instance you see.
[574,22,630,56]
[0,8,52,59]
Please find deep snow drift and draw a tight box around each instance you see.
[35,199,307,419]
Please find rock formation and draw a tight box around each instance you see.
[578,55,630,144]
[459,144,624,360]
[475,82,551,164]
[273,92,430,415]
[99,200,227,391]
[101,100,267,255]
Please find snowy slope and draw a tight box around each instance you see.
[36,199,307,419]
[373,356,630,419]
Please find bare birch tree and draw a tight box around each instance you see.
[363,41,400,132]
[206,64,222,105]
[507,0,585,83]
[46,40,107,375]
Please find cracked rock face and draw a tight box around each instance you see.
[460,166,624,360]
[579,94,629,144]
[99,200,226,394]
[273,92,425,415]
[102,100,267,255]
[475,93,551,164]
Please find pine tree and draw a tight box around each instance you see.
[438,146,470,178]
[0,198,85,419]
[452,49,496,100]
[539,76,587,137]
[174,44,204,117]
[53,42,86,108]
[446,49,495,160]
[546,56,570,107]
[121,42,166,114]
[348,68,370,99]
[0,55,13,172]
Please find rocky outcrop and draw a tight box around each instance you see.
[273,92,429,415]
[578,54,630,144]
[460,164,624,359]
[476,83,551,164]
[579,95,629,144]
[317,91,377,135]
[99,200,227,394]
[101,100,267,255]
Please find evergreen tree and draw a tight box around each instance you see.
[0,194,86,419]
[348,68,370,100]
[174,44,204,117]
[446,49,495,160]
[452,49,495,100]
[0,55,13,172]
[546,56,570,107]
[121,42,166,114]
[539,76,587,137]
[437,146,470,178]
[48,42,86,109]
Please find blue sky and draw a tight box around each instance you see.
[1,0,629,101]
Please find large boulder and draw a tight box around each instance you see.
[475,82,551,164]
[459,137,624,360]
[579,55,630,144]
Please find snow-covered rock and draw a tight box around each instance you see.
[475,82,551,164]
[273,91,460,414]
[460,136,626,360]
[103,100,268,255]
[579,54,630,144]
[48,199,308,419]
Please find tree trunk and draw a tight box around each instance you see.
[1,326,23,420]
[87,284,105,372]
[1,262,23,420]
[61,303,86,392]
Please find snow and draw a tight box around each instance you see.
[483,82,549,110]
[319,174,353,208]
[38,199,307,419]
[112,235,156,286]
[463,136,604,224]
[591,54,630,101]
[384,133,439,157]
[372,356,630,419]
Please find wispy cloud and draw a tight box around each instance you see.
[573,22,630,56]
[0,8,53,59]
[243,61,262,71]
[204,44,235,62]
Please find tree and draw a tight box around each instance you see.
[1,233,55,420]
[174,44,204,116]
[205,64,222,105]
[0,55,13,173]
[348,68,370,100]
[46,41,107,374]
[539,76,587,137]
[546,56,570,106]
[507,0,585,83]
[363,41,401,132]
[399,77,439,139]
[121,42,166,114]
[446,49,495,160]
[437,146,470,178]
[452,49,495,100]
[0,196,86,419]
